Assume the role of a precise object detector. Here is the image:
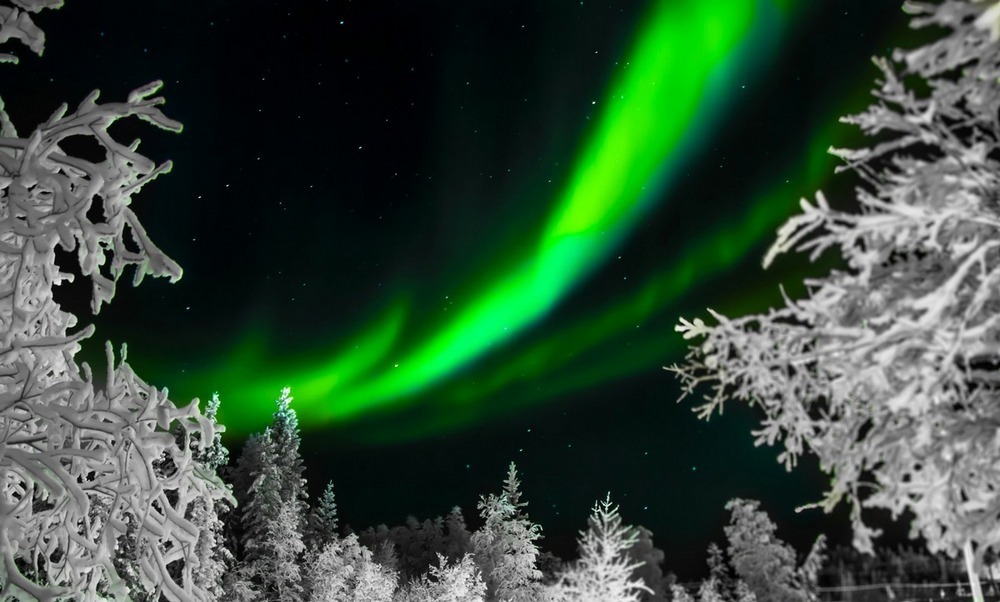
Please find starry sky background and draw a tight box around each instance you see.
[3,0,930,579]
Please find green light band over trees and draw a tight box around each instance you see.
[201,0,816,436]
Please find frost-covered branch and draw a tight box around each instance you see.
[0,5,232,599]
[667,0,1000,578]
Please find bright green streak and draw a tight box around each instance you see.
[350,108,869,444]
[440,120,846,411]
[209,0,792,435]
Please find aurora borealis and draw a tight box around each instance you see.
[196,0,792,433]
[9,0,913,577]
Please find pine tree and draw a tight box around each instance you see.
[705,543,734,599]
[189,493,231,600]
[266,504,307,602]
[237,388,311,600]
[723,499,805,602]
[242,432,306,601]
[548,494,652,602]
[308,480,339,552]
[227,431,267,560]
[443,506,473,563]
[504,462,526,515]
[269,387,310,524]
[470,463,543,601]
[189,392,234,599]
[197,392,231,470]
[231,433,267,511]
[666,1,1000,598]
[220,562,262,602]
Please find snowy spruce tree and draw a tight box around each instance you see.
[667,0,1000,598]
[239,388,310,601]
[188,392,234,599]
[227,429,268,560]
[443,506,474,563]
[307,480,339,552]
[547,494,652,602]
[470,462,544,602]
[269,387,310,525]
[0,2,233,599]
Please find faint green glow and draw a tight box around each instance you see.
[204,0,802,435]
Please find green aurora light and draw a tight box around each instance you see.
[195,0,818,436]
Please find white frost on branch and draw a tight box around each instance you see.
[0,7,233,598]
[667,0,1000,572]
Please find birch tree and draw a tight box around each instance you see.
[0,2,232,599]
[667,1,1000,599]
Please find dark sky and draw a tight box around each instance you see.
[4,0,922,579]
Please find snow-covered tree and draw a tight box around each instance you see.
[705,543,733,599]
[695,577,725,602]
[722,499,808,602]
[548,494,652,602]
[393,553,486,602]
[307,537,354,602]
[109,510,156,602]
[221,561,262,602]
[241,429,306,601]
[188,492,231,600]
[443,506,473,563]
[373,540,401,576]
[0,4,232,599]
[308,480,339,552]
[387,516,447,580]
[231,433,267,511]
[504,462,526,514]
[307,533,397,602]
[667,583,694,602]
[269,387,310,526]
[731,581,757,602]
[265,504,307,602]
[188,392,233,599]
[226,431,267,559]
[666,1,1000,598]
[196,391,231,471]
[470,463,543,601]
[351,540,398,602]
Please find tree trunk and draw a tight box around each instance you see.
[964,540,984,602]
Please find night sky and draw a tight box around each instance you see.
[5,0,925,579]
